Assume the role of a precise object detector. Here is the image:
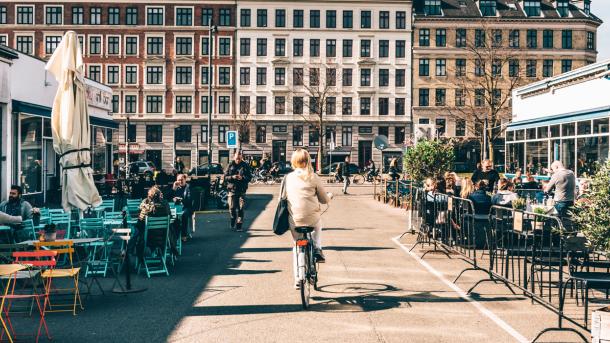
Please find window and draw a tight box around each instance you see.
[219,38,231,56]
[360,39,371,57]
[342,97,352,115]
[324,39,336,57]
[88,65,101,82]
[527,29,538,48]
[419,89,429,106]
[557,0,569,17]
[526,59,536,78]
[432,29,446,48]
[326,68,336,86]
[202,8,213,25]
[241,9,251,27]
[480,0,497,16]
[435,89,446,106]
[176,37,192,55]
[275,9,285,27]
[175,96,192,114]
[201,96,209,114]
[256,67,267,85]
[175,66,192,84]
[218,96,230,114]
[455,89,465,107]
[310,39,320,57]
[219,8,231,26]
[358,126,372,134]
[256,126,266,143]
[127,124,138,142]
[436,59,447,76]
[147,7,164,25]
[419,59,430,76]
[293,97,304,115]
[293,39,304,57]
[126,7,138,25]
[361,10,371,29]
[293,68,304,86]
[125,95,137,114]
[492,29,503,47]
[456,29,467,47]
[256,96,266,114]
[456,59,466,77]
[419,29,430,47]
[107,36,120,55]
[509,30,520,48]
[293,126,304,146]
[310,10,320,28]
[395,98,405,116]
[342,69,352,86]
[16,36,33,55]
[475,89,485,107]
[89,36,102,55]
[201,38,209,55]
[45,6,62,25]
[16,6,34,25]
[543,60,554,78]
[326,10,336,28]
[561,59,572,73]
[146,125,163,142]
[342,127,352,146]
[275,38,286,56]
[393,127,405,144]
[587,32,595,50]
[175,125,192,142]
[455,119,466,137]
[146,66,164,84]
[360,98,371,115]
[240,67,250,85]
[396,70,406,87]
[379,40,389,58]
[584,1,591,15]
[325,97,336,115]
[396,11,406,29]
[107,65,120,84]
[379,11,389,29]
[379,69,389,87]
[275,97,285,114]
[492,59,502,77]
[524,0,541,16]
[309,127,320,146]
[176,7,193,26]
[125,37,138,55]
[343,40,353,57]
[396,40,406,58]
[219,126,229,143]
[294,9,304,28]
[239,96,250,114]
[108,7,120,25]
[257,38,267,56]
[147,37,163,55]
[424,0,442,15]
[379,127,389,138]
[343,10,353,28]
[146,96,163,113]
[275,68,285,85]
[310,68,319,86]
[45,36,62,55]
[71,7,83,25]
[240,38,251,56]
[475,59,485,77]
[475,29,485,47]
[125,66,137,84]
[200,66,209,85]
[543,30,554,48]
[360,69,371,87]
[378,98,389,115]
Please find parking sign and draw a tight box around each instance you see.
[227,131,238,148]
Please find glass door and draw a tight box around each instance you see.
[42,138,57,204]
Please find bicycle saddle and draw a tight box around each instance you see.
[295,226,314,233]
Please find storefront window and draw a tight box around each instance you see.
[92,127,107,175]
[550,125,560,138]
[526,140,548,175]
[593,118,609,134]
[515,129,525,141]
[562,122,575,136]
[561,138,576,172]
[577,120,592,135]
[537,126,548,139]
[577,136,609,177]
[526,128,536,140]
[506,143,524,173]
[20,115,42,194]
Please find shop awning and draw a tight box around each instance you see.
[12,99,119,129]
[507,106,610,131]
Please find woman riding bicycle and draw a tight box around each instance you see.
[285,149,332,288]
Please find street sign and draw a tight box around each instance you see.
[227,131,238,148]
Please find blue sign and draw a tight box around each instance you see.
[227,131,238,148]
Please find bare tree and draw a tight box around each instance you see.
[231,100,254,146]
[447,21,527,162]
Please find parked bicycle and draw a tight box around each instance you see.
[210,176,228,209]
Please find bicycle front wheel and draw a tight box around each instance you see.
[353,174,364,185]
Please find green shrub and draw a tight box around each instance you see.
[403,140,454,182]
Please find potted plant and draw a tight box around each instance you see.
[41,223,57,242]
[533,207,547,231]
[512,198,526,211]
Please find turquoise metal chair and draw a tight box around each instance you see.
[49,212,72,239]
[14,219,37,242]
[140,216,170,278]
[126,199,142,209]
[80,218,112,277]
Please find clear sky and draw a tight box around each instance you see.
[596,1,610,61]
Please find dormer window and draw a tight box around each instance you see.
[557,0,569,17]
[480,0,497,16]
[584,0,591,15]
[424,0,442,15]
[523,0,541,17]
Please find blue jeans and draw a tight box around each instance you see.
[554,201,574,218]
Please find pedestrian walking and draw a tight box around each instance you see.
[341,156,351,194]
[224,151,252,231]
[543,160,576,218]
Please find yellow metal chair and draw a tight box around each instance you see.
[33,240,83,315]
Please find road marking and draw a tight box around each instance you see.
[391,236,529,343]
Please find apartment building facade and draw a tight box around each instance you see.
[412,0,602,171]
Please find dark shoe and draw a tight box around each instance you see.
[235,223,244,232]
[314,249,326,263]
[230,218,236,230]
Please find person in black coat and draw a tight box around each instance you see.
[341,156,352,194]
[471,159,500,193]
[224,151,252,231]
[173,174,193,240]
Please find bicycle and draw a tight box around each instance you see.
[352,170,381,185]
[294,226,318,309]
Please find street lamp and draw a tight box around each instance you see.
[207,19,218,176]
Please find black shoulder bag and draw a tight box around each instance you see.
[272,176,290,235]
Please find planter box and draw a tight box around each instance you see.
[592,306,610,343]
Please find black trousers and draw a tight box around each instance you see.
[228,193,246,223]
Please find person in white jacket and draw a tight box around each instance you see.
[0,211,22,225]
[285,149,332,287]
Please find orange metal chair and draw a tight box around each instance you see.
[34,241,83,315]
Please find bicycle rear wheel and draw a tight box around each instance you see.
[299,247,311,309]
[353,174,364,185]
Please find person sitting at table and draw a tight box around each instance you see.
[132,186,172,263]
[492,178,518,208]
[0,185,33,221]
[521,173,540,190]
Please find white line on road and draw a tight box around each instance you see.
[391,236,529,343]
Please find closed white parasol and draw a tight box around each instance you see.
[46,31,102,211]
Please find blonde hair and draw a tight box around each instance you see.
[291,148,314,181]
[460,178,475,198]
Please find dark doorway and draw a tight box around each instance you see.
[219,150,230,170]
[358,141,372,169]
[272,140,286,163]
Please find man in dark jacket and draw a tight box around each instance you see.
[471,159,500,193]
[341,156,351,195]
[173,174,193,240]
[224,151,252,231]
